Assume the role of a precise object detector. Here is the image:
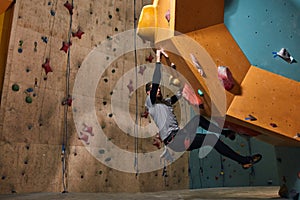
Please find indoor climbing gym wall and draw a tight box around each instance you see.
[0,0,191,194]
[137,0,300,198]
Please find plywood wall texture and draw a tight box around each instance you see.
[0,0,189,194]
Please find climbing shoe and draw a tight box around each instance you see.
[242,154,262,169]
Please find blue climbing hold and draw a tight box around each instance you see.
[26,88,34,93]
[198,89,204,96]
[41,36,48,43]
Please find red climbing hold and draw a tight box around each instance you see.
[79,132,89,145]
[82,123,94,136]
[138,65,146,75]
[145,54,154,63]
[42,58,53,75]
[182,83,203,107]
[64,1,73,15]
[127,80,134,93]
[62,95,72,106]
[165,9,170,23]
[218,66,235,91]
[72,29,84,39]
[60,41,72,53]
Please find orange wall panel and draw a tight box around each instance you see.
[175,0,224,33]
[227,66,300,146]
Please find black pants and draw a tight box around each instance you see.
[168,115,251,165]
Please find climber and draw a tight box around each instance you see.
[145,48,262,169]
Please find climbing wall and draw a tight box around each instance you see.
[0,0,191,194]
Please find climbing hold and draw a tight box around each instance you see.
[190,54,206,77]
[26,88,34,93]
[19,40,23,46]
[272,48,296,64]
[60,41,72,53]
[108,14,112,19]
[12,84,19,91]
[111,69,116,73]
[34,78,38,87]
[165,9,170,23]
[270,123,278,128]
[34,41,37,52]
[50,9,55,16]
[105,157,111,162]
[197,89,204,96]
[18,48,23,53]
[127,80,134,93]
[141,110,149,118]
[25,96,32,104]
[116,8,119,12]
[79,132,89,145]
[108,113,113,118]
[245,114,257,121]
[218,66,234,91]
[1,176,6,180]
[72,29,84,39]
[82,123,94,136]
[169,75,181,87]
[99,149,105,154]
[41,36,48,43]
[162,166,168,177]
[64,1,73,15]
[182,83,203,108]
[62,95,72,106]
[145,54,154,62]
[42,58,53,75]
[138,65,146,75]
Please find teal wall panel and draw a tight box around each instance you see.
[189,132,279,188]
[224,0,300,81]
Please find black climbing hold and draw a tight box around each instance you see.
[48,1,51,5]
[104,78,108,82]
[111,69,115,73]
[24,160,28,165]
[108,113,113,117]
[26,68,30,73]
[110,91,113,95]
[116,8,119,12]
[25,96,32,104]
[80,175,84,179]
[114,27,118,32]
[99,149,105,154]
[12,84,19,91]
[108,14,112,19]
[41,36,48,43]
[18,48,23,53]
[1,176,6,180]
[103,101,107,105]
[50,9,56,16]
[25,145,30,150]
[98,170,102,175]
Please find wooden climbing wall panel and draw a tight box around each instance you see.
[227,66,300,146]
[0,0,189,194]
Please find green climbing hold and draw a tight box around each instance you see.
[12,84,19,91]
[25,96,32,104]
